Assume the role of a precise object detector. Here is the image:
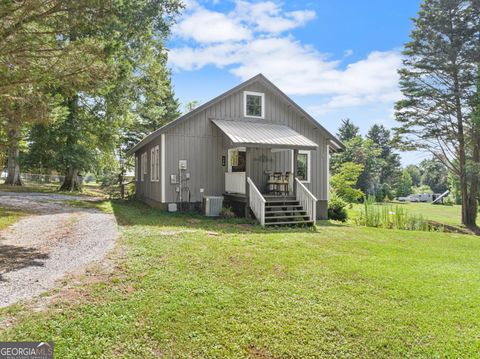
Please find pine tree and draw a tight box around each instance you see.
[337,119,359,142]
[395,0,480,227]
[367,124,402,186]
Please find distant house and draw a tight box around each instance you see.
[127,74,344,226]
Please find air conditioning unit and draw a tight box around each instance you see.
[203,196,224,217]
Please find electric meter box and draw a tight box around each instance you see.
[179,160,187,170]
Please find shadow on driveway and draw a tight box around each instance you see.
[0,244,49,282]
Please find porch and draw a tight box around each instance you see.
[224,182,317,227]
[212,119,318,226]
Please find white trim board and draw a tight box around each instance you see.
[161,134,165,203]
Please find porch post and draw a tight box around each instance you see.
[245,147,251,218]
[293,149,299,197]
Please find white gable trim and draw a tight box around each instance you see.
[161,134,165,203]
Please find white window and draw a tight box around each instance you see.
[150,148,155,182]
[296,150,311,183]
[244,91,265,118]
[141,152,147,181]
[135,156,138,181]
[150,145,160,182]
[155,145,160,181]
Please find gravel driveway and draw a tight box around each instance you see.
[0,192,119,308]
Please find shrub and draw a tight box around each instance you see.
[395,170,413,197]
[442,196,455,206]
[375,183,394,202]
[413,185,433,194]
[330,162,364,203]
[99,172,135,199]
[328,193,348,222]
[219,206,236,219]
[355,196,434,231]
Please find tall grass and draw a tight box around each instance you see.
[355,197,437,232]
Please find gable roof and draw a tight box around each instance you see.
[126,74,344,155]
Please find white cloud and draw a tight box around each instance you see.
[174,7,251,43]
[169,42,242,70]
[169,1,402,113]
[234,1,316,33]
[174,0,316,43]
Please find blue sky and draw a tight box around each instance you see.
[167,0,425,164]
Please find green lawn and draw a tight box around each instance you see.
[1,201,480,357]
[0,207,23,230]
[0,182,106,198]
[349,201,463,227]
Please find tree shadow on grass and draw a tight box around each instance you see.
[110,200,324,234]
[0,244,49,282]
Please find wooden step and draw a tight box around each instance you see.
[265,200,299,205]
[264,195,296,200]
[265,210,307,216]
[265,203,302,209]
[264,220,314,226]
[265,215,310,223]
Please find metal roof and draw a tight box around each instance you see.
[212,119,318,150]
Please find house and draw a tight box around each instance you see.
[127,74,344,226]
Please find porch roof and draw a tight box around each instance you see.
[212,119,318,150]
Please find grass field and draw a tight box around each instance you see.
[0,207,23,230]
[1,201,480,358]
[348,201,463,227]
[0,182,106,198]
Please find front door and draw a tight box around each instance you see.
[225,147,246,194]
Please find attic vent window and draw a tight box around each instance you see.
[244,91,265,118]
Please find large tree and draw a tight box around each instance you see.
[367,124,402,185]
[0,0,113,184]
[56,1,182,191]
[331,134,382,195]
[121,47,180,153]
[337,118,359,142]
[419,158,449,193]
[405,164,422,187]
[395,170,414,197]
[395,0,480,228]
[330,162,364,203]
[2,0,182,189]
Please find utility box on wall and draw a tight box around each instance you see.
[179,160,187,170]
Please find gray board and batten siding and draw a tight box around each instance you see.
[129,74,344,219]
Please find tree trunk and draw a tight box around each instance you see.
[4,128,22,186]
[60,167,81,191]
[59,95,81,192]
[452,67,475,228]
[464,65,480,229]
[465,121,480,229]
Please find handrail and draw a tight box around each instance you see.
[295,178,317,225]
[247,177,266,226]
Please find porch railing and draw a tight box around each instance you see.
[295,178,317,225]
[247,177,266,226]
